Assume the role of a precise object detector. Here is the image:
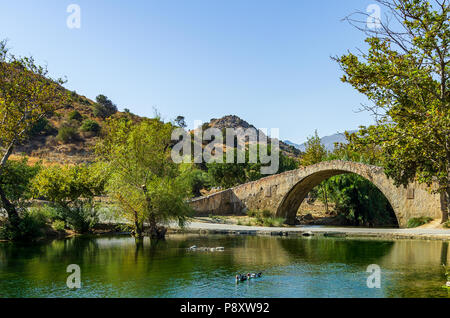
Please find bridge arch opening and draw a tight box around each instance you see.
[276,170,399,228]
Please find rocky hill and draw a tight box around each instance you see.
[13,98,301,165]
[198,115,301,157]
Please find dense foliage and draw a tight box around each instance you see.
[301,131,397,227]
[31,163,108,233]
[335,0,449,222]
[206,145,299,189]
[0,40,71,233]
[0,158,41,206]
[97,117,193,239]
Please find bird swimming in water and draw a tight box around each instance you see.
[247,272,262,279]
[235,274,247,282]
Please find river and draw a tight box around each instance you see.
[0,234,448,298]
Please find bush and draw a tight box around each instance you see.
[28,117,57,136]
[443,220,450,229]
[52,220,65,232]
[262,217,285,227]
[68,110,83,121]
[80,120,101,133]
[57,123,79,143]
[0,210,47,241]
[92,94,117,119]
[407,217,433,228]
[60,203,99,233]
[246,209,272,218]
[28,205,61,221]
[188,169,212,197]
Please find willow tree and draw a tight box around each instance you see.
[97,117,192,239]
[335,0,449,223]
[0,40,70,228]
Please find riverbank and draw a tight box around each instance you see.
[169,219,450,241]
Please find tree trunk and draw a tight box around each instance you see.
[0,141,15,168]
[133,210,143,238]
[148,213,166,240]
[322,185,329,214]
[441,186,449,224]
[0,184,20,228]
[0,140,21,228]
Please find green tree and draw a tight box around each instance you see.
[174,115,187,128]
[93,94,118,119]
[0,157,41,207]
[31,164,106,208]
[31,163,107,233]
[207,145,299,189]
[301,130,328,166]
[97,117,192,239]
[335,0,449,223]
[301,130,329,212]
[0,40,70,230]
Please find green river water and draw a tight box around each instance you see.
[0,234,449,298]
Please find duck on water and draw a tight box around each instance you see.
[235,273,262,282]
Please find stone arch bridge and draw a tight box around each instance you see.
[189,160,441,228]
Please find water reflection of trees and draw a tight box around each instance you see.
[278,237,394,264]
[376,240,449,298]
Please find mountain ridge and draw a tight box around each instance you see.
[284,130,357,152]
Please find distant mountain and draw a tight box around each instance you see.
[285,130,358,152]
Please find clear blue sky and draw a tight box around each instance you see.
[0,0,377,144]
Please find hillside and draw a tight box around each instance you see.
[13,91,131,165]
[199,115,302,158]
[13,97,301,165]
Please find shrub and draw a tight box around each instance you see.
[247,209,272,218]
[443,220,450,229]
[92,94,117,119]
[80,119,101,133]
[28,117,57,136]
[407,217,433,228]
[68,110,83,121]
[262,217,285,227]
[0,210,47,241]
[57,123,79,143]
[28,205,61,221]
[61,203,99,233]
[52,220,66,232]
[188,169,212,197]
